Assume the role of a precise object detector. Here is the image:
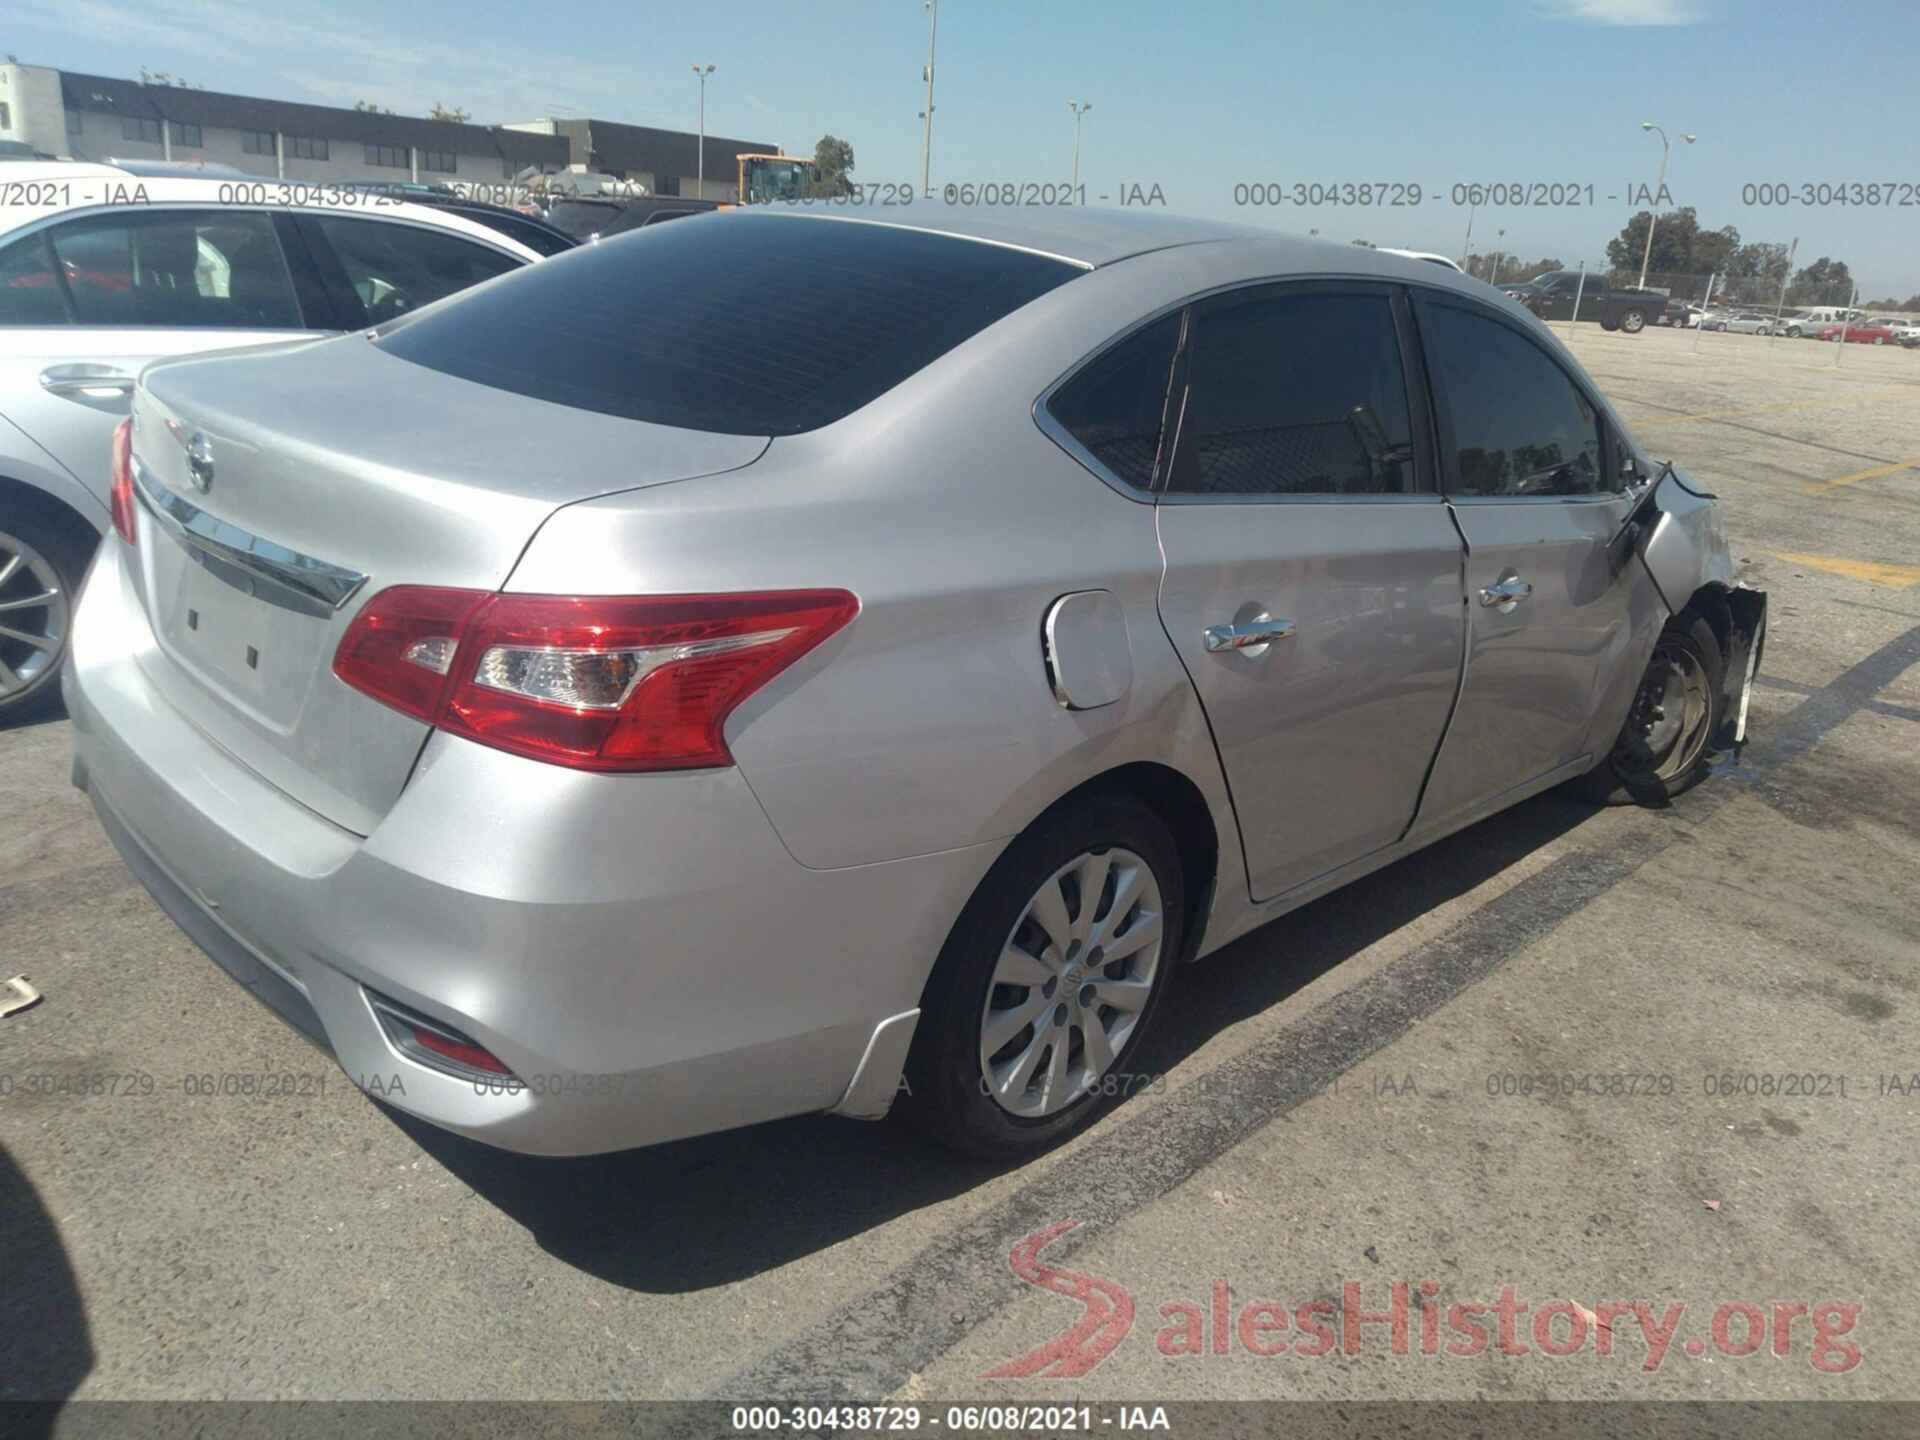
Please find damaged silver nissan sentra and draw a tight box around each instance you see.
[64,209,1765,1159]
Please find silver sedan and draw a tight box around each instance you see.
[65,209,1766,1158]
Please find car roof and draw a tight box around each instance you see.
[737,205,1503,292]
[0,161,540,258]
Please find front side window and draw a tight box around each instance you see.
[1045,312,1181,490]
[309,215,521,327]
[44,211,302,329]
[1168,287,1414,496]
[1422,302,1604,497]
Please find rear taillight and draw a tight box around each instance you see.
[333,587,858,772]
[109,418,137,545]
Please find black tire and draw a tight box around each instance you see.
[1600,317,1620,332]
[1620,307,1647,334]
[1580,612,1724,807]
[0,503,97,724]
[900,791,1185,1160]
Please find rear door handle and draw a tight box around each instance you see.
[1479,576,1533,611]
[39,364,135,398]
[1204,615,1296,655]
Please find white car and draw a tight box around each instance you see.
[0,162,543,716]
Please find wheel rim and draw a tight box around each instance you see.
[1623,311,1644,332]
[978,846,1165,1119]
[1613,638,1712,784]
[0,530,69,704]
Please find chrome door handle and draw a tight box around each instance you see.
[1204,616,1296,654]
[1479,577,1533,611]
[39,364,135,398]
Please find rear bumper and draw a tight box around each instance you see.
[64,544,996,1155]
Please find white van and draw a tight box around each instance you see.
[1783,306,1865,338]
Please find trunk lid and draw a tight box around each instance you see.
[126,334,769,835]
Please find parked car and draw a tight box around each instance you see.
[342,185,577,257]
[1500,269,1663,333]
[593,196,728,238]
[1868,316,1920,345]
[1703,311,1781,335]
[65,213,1765,1159]
[1818,319,1900,344]
[527,196,633,241]
[1783,306,1865,338]
[0,161,544,716]
[1659,300,1703,327]
[1378,248,1462,272]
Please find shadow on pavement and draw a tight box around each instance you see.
[0,1145,94,1430]
[394,789,1598,1295]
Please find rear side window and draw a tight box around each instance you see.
[1422,303,1604,497]
[1170,288,1414,496]
[375,214,1081,435]
[1045,313,1181,489]
[0,235,69,326]
[306,215,522,328]
[41,211,302,329]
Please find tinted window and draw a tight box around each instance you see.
[45,212,302,329]
[543,201,627,238]
[0,235,70,327]
[375,214,1080,436]
[1046,313,1181,489]
[309,216,521,327]
[1170,288,1413,495]
[1424,303,1604,497]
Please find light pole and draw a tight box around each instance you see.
[692,64,715,199]
[1637,121,1696,290]
[1068,101,1092,189]
[1489,228,1506,285]
[1460,198,1476,269]
[919,0,939,197]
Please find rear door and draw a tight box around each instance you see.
[1412,292,1643,829]
[0,208,322,510]
[1151,281,1467,902]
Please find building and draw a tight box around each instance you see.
[0,62,777,200]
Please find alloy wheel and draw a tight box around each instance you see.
[978,846,1165,1118]
[0,530,70,706]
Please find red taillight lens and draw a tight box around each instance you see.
[410,1026,513,1075]
[109,418,137,545]
[332,587,858,772]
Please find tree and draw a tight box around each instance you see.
[429,103,471,123]
[138,67,202,88]
[353,99,395,115]
[1787,257,1855,306]
[1604,207,1740,280]
[806,134,855,198]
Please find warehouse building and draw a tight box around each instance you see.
[0,62,774,199]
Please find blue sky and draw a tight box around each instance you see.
[11,0,1920,294]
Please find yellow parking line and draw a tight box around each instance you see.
[1799,457,1920,496]
[1773,551,1920,589]
[1633,401,1817,428]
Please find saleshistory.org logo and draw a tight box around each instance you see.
[983,1223,1864,1377]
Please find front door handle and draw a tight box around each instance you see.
[39,364,135,399]
[1204,615,1296,655]
[1479,576,1534,612]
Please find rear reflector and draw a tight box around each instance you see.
[334,587,858,771]
[109,419,137,545]
[366,990,516,1082]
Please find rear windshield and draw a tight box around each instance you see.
[374,213,1081,435]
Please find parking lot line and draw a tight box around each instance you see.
[1800,457,1920,497]
[1632,401,1819,429]
[1772,551,1920,590]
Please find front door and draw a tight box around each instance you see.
[1153,281,1466,902]
[1412,294,1647,829]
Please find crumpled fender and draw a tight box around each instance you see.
[1637,469,1735,615]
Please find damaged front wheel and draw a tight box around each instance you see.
[1582,613,1724,806]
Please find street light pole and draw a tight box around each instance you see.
[919,0,939,197]
[1489,228,1506,285]
[1459,198,1475,269]
[1068,101,1092,189]
[1637,121,1696,291]
[692,64,715,200]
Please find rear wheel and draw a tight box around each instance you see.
[1581,613,1723,806]
[1620,307,1647,334]
[0,520,89,721]
[901,793,1184,1159]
